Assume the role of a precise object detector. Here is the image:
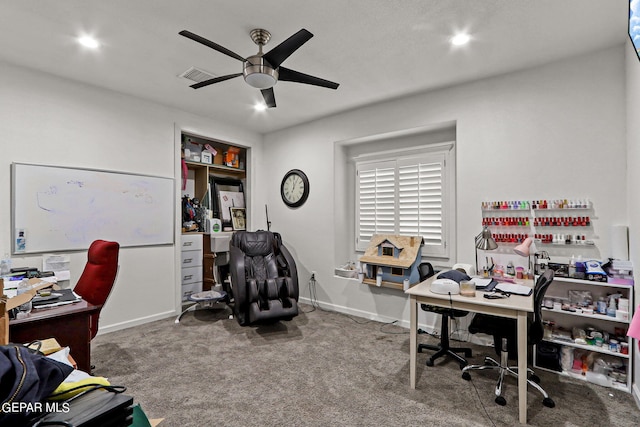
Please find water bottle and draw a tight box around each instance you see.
[0,254,10,278]
[16,278,32,317]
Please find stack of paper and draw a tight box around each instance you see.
[495,282,532,296]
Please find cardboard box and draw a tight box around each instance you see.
[5,278,54,310]
[2,278,55,345]
[26,337,62,355]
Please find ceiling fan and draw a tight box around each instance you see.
[179,28,339,108]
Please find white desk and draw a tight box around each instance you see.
[406,276,534,424]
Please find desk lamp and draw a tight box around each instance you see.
[514,237,533,277]
[475,226,498,275]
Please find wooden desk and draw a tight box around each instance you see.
[406,276,534,424]
[9,300,101,373]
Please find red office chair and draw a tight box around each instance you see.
[73,240,120,339]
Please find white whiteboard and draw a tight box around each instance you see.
[12,163,174,254]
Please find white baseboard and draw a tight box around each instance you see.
[299,297,403,324]
[298,297,497,348]
[96,310,176,336]
[633,383,640,409]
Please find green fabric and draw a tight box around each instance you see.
[131,404,152,427]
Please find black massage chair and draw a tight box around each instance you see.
[229,230,299,326]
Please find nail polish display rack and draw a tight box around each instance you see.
[481,199,595,247]
[482,199,633,392]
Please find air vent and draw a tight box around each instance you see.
[178,67,217,83]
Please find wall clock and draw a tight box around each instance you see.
[281,169,309,208]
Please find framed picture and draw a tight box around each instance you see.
[211,177,244,227]
[230,207,246,230]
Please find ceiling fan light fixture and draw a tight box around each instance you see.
[77,35,100,49]
[451,33,471,46]
[244,72,277,89]
[179,28,338,108]
[253,102,268,112]
[243,55,278,89]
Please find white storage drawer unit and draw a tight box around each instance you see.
[181,234,203,301]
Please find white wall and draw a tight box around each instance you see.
[0,43,629,347]
[261,45,627,328]
[626,39,640,403]
[0,61,262,333]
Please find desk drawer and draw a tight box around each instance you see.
[181,266,203,285]
[181,250,202,268]
[181,234,203,251]
[181,283,202,302]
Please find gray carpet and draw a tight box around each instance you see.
[91,304,640,426]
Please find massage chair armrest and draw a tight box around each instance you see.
[278,244,299,301]
[229,245,247,303]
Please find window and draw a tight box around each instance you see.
[355,145,453,258]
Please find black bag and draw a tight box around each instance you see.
[536,341,562,372]
[0,344,74,426]
[36,385,133,427]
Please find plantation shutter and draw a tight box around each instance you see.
[355,153,447,256]
[356,161,396,249]
[398,154,446,256]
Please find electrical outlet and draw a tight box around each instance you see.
[311,271,317,280]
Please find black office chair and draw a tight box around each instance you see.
[417,262,472,369]
[461,268,555,408]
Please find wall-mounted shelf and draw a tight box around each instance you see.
[536,241,596,247]
[542,337,630,358]
[184,160,246,176]
[362,278,404,291]
[541,307,630,324]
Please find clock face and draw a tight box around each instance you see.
[281,169,309,208]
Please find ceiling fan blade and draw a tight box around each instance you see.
[261,88,276,108]
[190,73,242,89]
[278,67,339,90]
[179,30,246,62]
[262,29,313,68]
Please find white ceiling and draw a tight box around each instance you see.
[0,1,629,134]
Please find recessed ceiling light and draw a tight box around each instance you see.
[253,103,268,112]
[77,36,100,49]
[451,33,471,46]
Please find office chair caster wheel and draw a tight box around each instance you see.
[543,397,555,408]
[426,359,435,367]
[529,374,541,384]
[495,396,507,406]
[462,371,471,381]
